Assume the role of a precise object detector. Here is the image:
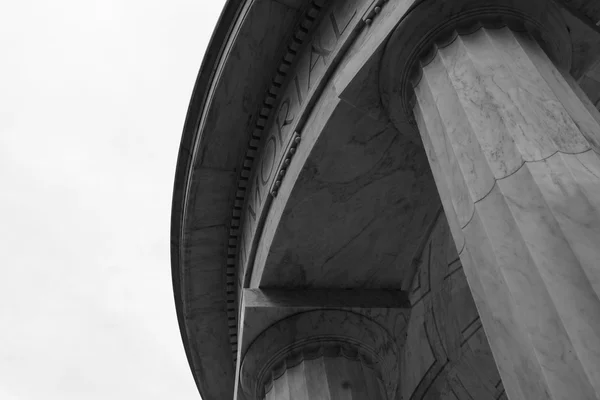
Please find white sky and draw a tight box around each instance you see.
[0,1,225,398]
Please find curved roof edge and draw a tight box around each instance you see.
[170,0,243,394]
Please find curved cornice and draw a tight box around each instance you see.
[171,1,245,396]
[171,0,314,398]
[225,0,328,363]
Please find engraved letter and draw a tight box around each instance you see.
[294,75,303,105]
[275,98,294,144]
[330,7,356,39]
[260,136,277,186]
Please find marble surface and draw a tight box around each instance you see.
[247,35,442,288]
[251,94,440,288]
[264,345,387,400]
[235,0,367,290]
[236,289,410,399]
[245,0,444,293]
[172,0,600,399]
[380,0,576,135]
[402,215,506,400]
[411,25,600,400]
[171,1,304,398]
[239,310,400,400]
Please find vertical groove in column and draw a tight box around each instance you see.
[472,174,595,399]
[304,357,331,400]
[272,367,291,400]
[525,151,600,300]
[459,245,536,400]
[324,356,352,399]
[498,156,600,391]
[412,106,465,253]
[415,98,549,400]
[286,359,308,399]
[413,24,600,400]
[414,57,482,228]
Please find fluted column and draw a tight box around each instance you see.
[380,1,600,398]
[406,20,600,400]
[239,310,398,400]
[262,343,386,400]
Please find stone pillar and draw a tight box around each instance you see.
[381,2,600,399]
[262,343,386,400]
[239,310,398,400]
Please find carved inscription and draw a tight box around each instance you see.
[237,2,362,284]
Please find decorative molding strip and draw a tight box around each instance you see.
[271,132,301,197]
[362,0,388,25]
[243,288,411,309]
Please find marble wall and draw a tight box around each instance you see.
[401,214,505,400]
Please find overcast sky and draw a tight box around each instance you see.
[0,1,225,398]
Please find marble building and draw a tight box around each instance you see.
[170,0,600,399]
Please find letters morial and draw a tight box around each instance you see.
[237,1,360,286]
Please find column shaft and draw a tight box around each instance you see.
[263,345,386,400]
[413,25,600,400]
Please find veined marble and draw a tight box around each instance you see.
[412,25,600,400]
[263,344,387,400]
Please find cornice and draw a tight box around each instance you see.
[226,1,327,366]
[170,1,246,396]
[171,0,326,397]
